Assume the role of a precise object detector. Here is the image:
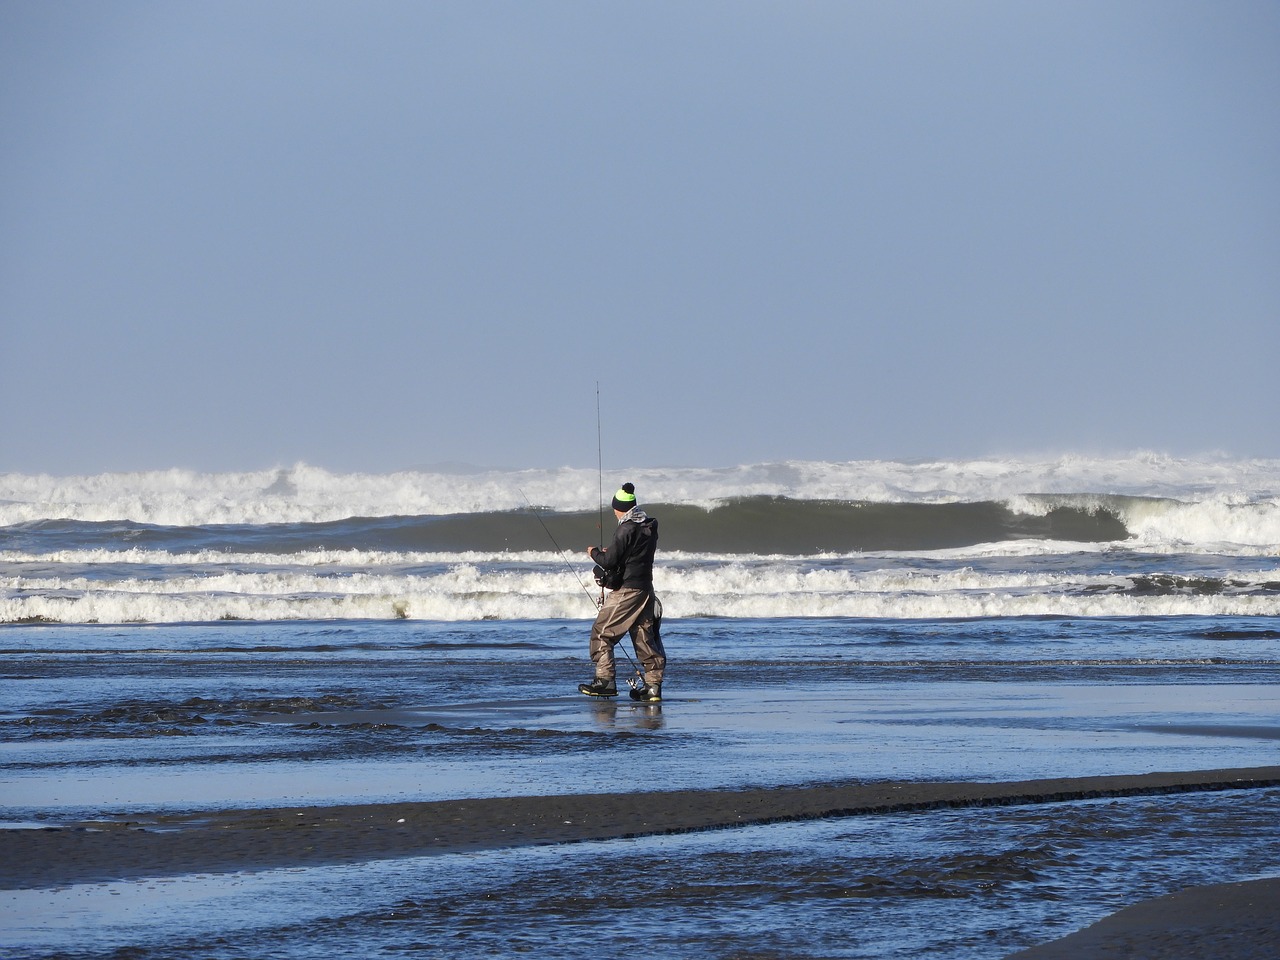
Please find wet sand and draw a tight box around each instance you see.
[1008,876,1280,959]
[7,662,1279,957]
[7,766,1278,892]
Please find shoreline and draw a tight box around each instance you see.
[6,765,1279,890]
[1008,877,1280,959]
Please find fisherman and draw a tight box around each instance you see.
[579,482,665,702]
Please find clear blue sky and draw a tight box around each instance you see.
[2,1,1277,474]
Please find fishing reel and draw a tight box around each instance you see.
[592,564,623,591]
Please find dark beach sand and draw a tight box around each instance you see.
[7,767,1278,959]
[7,766,1279,892]
[1007,877,1280,960]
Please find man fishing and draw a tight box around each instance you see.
[579,482,666,702]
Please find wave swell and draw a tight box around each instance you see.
[3,454,1278,525]
[4,457,1278,624]
[5,494,1278,557]
[0,498,1120,557]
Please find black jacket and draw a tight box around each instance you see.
[590,511,658,590]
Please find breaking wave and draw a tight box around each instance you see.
[2,453,1277,525]
[3,456,1279,624]
[4,558,1280,625]
[3,494,1278,558]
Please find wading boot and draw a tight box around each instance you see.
[578,677,618,698]
[629,682,662,703]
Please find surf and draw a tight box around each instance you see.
[3,454,1277,527]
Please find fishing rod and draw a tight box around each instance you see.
[593,386,645,686]
[521,485,644,686]
[518,393,646,690]
[596,382,605,556]
[595,381,606,608]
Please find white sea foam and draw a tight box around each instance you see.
[6,561,1280,624]
[2,454,1277,527]
[0,547,567,567]
[1007,493,1280,551]
[5,455,1278,624]
[6,585,1278,623]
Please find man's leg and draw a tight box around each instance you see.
[588,609,617,681]
[628,594,665,687]
[581,589,644,697]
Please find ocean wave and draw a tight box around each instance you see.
[3,454,1277,526]
[6,590,1279,625]
[4,495,1278,557]
[5,455,1277,626]
[5,563,1279,625]
[1008,494,1280,551]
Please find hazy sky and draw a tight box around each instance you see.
[2,1,1277,474]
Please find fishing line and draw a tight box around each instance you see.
[519,487,644,685]
[596,382,604,554]
[518,489,598,606]
[593,386,644,687]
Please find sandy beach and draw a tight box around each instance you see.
[8,767,1278,889]
[8,768,1278,956]
[6,614,1279,957]
[1008,876,1280,960]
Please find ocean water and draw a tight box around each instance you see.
[7,790,1280,960]
[3,453,1279,625]
[3,455,1280,958]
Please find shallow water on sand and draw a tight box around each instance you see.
[3,616,1279,957]
[4,617,1278,817]
[6,789,1279,959]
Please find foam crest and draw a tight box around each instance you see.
[0,547,567,567]
[1009,494,1280,550]
[6,455,1278,626]
[3,454,1277,526]
[7,561,1280,624]
[7,585,1278,624]
[1120,497,1280,549]
[0,465,598,526]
